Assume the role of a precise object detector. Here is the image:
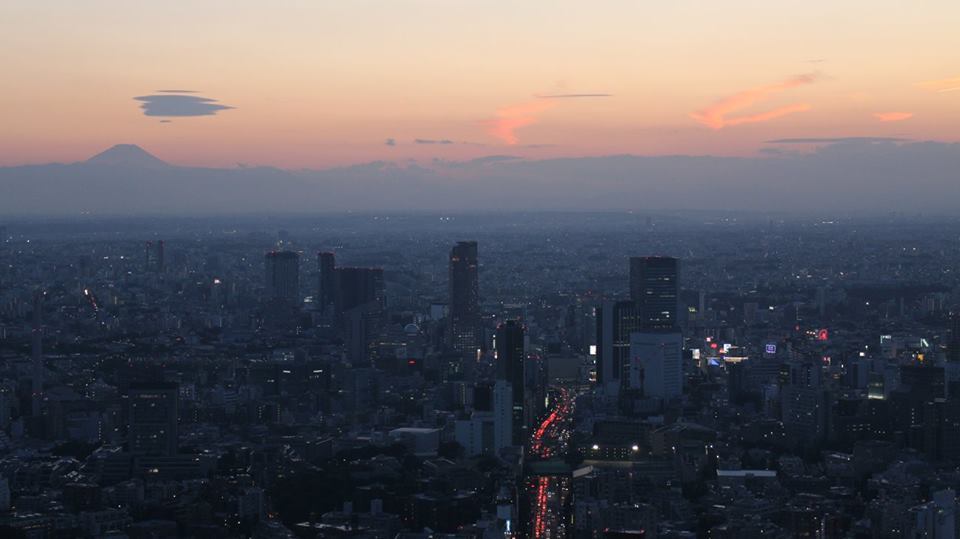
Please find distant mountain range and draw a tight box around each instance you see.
[1,141,959,216]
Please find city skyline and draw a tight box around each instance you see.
[4,2,960,536]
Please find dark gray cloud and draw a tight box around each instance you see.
[414,138,454,145]
[767,137,909,144]
[433,155,523,168]
[134,93,235,117]
[469,155,522,164]
[536,93,612,98]
[385,138,396,146]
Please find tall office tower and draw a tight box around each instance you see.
[496,320,526,445]
[334,267,385,315]
[30,290,44,419]
[596,301,640,397]
[448,241,480,353]
[143,240,165,272]
[144,241,153,271]
[317,251,336,311]
[127,382,179,456]
[264,251,301,305]
[454,380,514,456]
[628,332,683,399]
[780,361,827,443]
[948,314,960,363]
[155,240,164,272]
[335,267,385,363]
[492,380,514,451]
[629,256,679,329]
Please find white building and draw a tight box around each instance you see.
[454,381,513,457]
[628,331,683,399]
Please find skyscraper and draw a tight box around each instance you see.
[156,240,164,273]
[317,251,336,312]
[596,301,640,397]
[335,267,385,363]
[492,380,513,451]
[628,331,683,399]
[265,251,300,305]
[496,320,525,445]
[144,240,165,273]
[127,382,179,456]
[948,313,960,363]
[449,241,480,353]
[629,256,679,329]
[31,290,44,419]
[780,361,826,442]
[334,267,384,316]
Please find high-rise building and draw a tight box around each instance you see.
[156,240,164,272]
[629,256,679,329]
[948,313,960,363]
[454,380,514,456]
[596,301,640,397]
[628,331,683,400]
[31,289,44,419]
[335,267,384,316]
[780,361,827,443]
[454,380,514,457]
[335,267,385,363]
[496,320,526,445]
[127,382,179,456]
[265,251,300,305]
[492,380,513,451]
[317,251,336,312]
[448,241,480,353]
[144,241,153,272]
[144,240,165,273]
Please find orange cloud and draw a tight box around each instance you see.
[690,73,818,130]
[485,101,556,145]
[873,112,913,122]
[723,103,813,127]
[916,76,960,93]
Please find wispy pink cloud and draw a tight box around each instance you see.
[873,112,913,122]
[916,76,960,93]
[485,101,557,145]
[690,73,818,130]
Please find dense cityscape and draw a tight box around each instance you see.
[5,0,960,536]
[0,212,959,537]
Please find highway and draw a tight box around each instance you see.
[526,387,574,538]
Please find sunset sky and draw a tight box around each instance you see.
[2,0,958,168]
